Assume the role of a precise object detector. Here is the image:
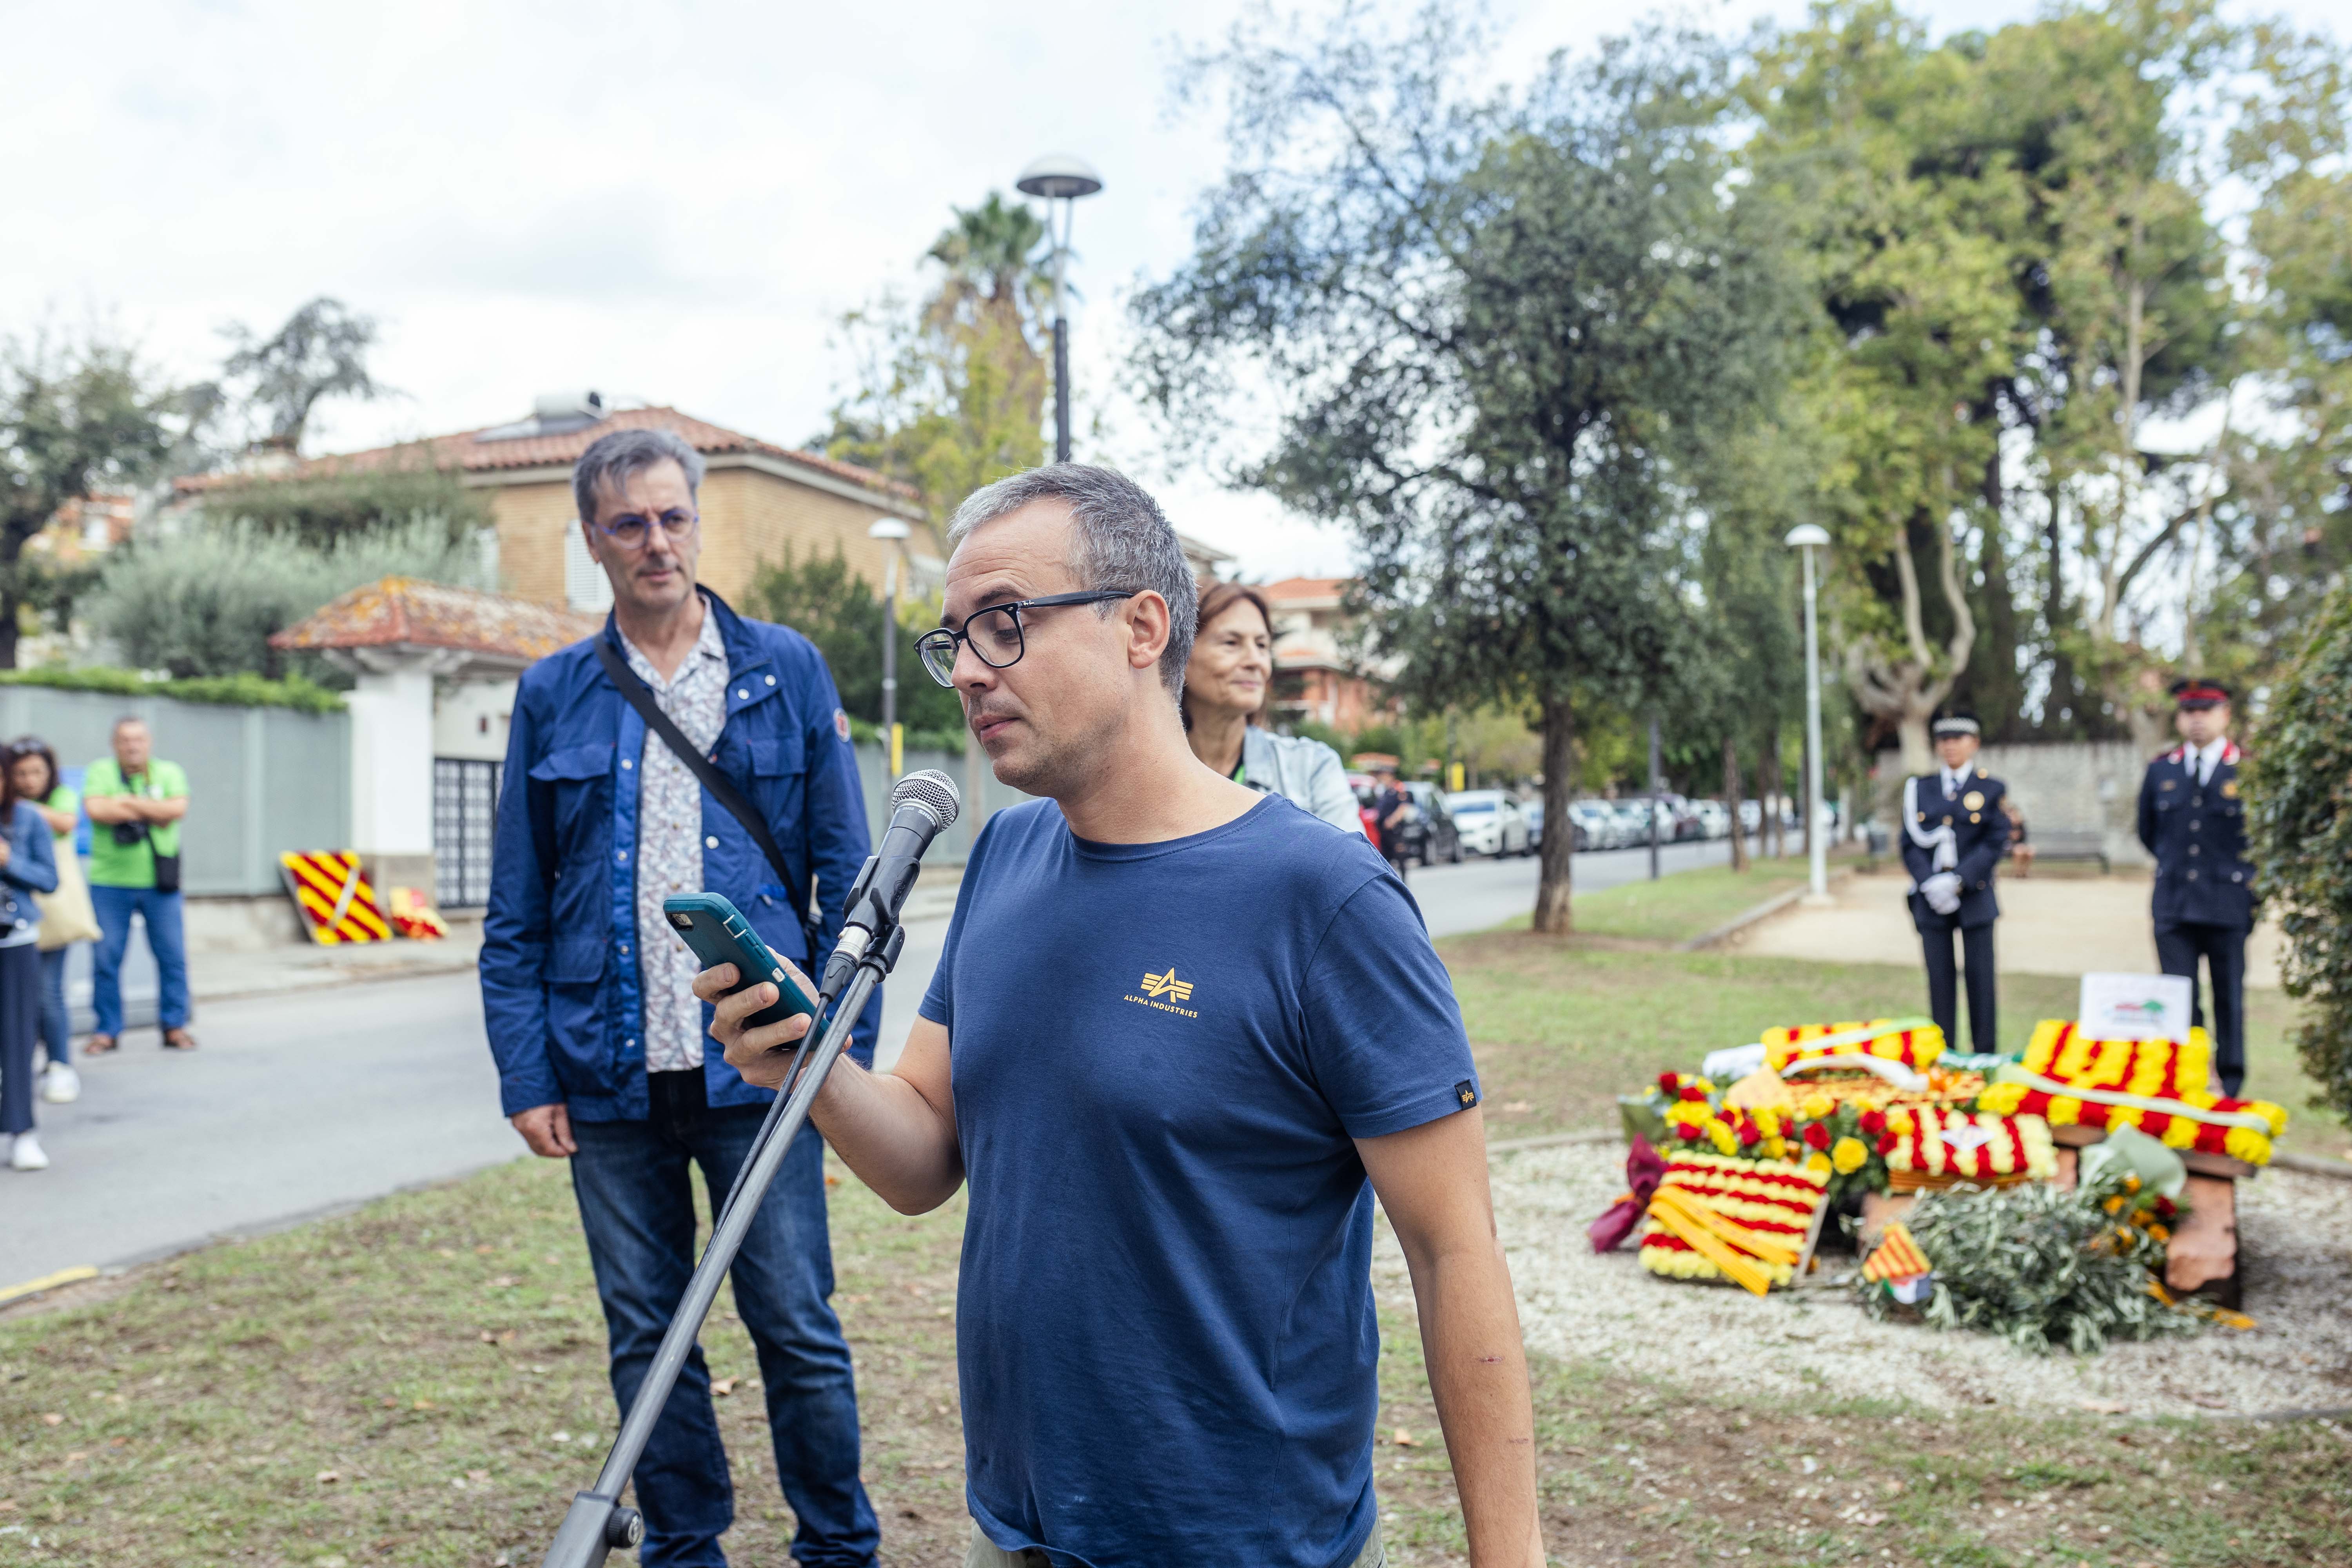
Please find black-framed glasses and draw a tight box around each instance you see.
[915,590,1143,686]
[591,507,699,550]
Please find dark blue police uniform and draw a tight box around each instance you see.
[1900,763,2011,1053]
[2136,739,2253,1094]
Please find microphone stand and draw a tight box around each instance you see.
[539,923,907,1568]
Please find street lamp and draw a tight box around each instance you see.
[869,517,913,780]
[1016,153,1104,464]
[1785,523,1832,903]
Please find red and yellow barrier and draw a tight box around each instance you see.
[278,852,392,945]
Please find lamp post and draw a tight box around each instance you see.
[1016,153,1103,463]
[869,517,912,780]
[1785,523,1832,903]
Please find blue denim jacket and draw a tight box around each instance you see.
[480,592,879,1121]
[0,798,59,944]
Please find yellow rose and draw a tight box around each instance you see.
[1692,1078,1716,1094]
[1800,1093,1836,1121]
[1806,1151,1833,1176]
[1831,1136,1869,1174]
[1871,1038,1901,1060]
[1753,1107,1781,1138]
[1975,1082,2027,1116]
[2183,1091,2219,1110]
[2225,1127,2271,1165]
[1707,1120,1738,1156]
[2253,1101,2289,1136]
[2160,1116,2197,1150]
[1887,1110,1916,1136]
[2048,1096,2082,1127]
[2106,1106,2143,1131]
[1764,1136,1788,1161]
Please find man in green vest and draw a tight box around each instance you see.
[81,718,193,1053]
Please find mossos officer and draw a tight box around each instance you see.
[2137,680,2254,1096]
[1899,712,2011,1054]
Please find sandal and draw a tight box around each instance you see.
[162,1028,198,1052]
[83,1034,119,1056]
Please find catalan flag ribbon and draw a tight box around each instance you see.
[279,851,392,945]
[1862,1221,1932,1285]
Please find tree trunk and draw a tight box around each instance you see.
[1723,733,1747,872]
[0,587,19,671]
[1761,738,1784,860]
[1533,695,1576,933]
[1846,512,1974,776]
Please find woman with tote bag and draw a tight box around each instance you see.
[0,746,59,1167]
[7,740,96,1106]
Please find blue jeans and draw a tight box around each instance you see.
[569,1070,878,1568]
[38,945,71,1065]
[91,885,190,1036]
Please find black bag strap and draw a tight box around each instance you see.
[595,634,817,938]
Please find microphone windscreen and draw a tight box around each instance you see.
[890,769,961,830]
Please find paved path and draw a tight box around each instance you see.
[5,835,1760,1294]
[1735,868,2287,987]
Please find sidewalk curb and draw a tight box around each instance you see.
[192,953,481,1005]
[1675,868,1854,952]
[2271,1150,2352,1182]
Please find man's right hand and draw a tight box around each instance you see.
[512,1103,576,1158]
[694,962,817,1090]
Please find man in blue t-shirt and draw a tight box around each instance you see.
[701,464,1543,1568]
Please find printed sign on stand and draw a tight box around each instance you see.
[2078,972,2195,1043]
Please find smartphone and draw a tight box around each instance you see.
[662,893,824,1034]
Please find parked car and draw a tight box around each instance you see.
[1568,800,1619,850]
[1397,781,1464,866]
[1524,797,1547,849]
[1691,800,1731,840]
[1446,790,1533,858]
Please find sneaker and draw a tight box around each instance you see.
[40,1061,80,1104]
[10,1132,49,1171]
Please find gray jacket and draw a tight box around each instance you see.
[1240,726,1365,836]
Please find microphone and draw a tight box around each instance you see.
[822,769,960,995]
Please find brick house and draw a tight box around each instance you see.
[1261,576,1395,733]
[178,394,931,612]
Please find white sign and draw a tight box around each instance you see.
[2078,973,2195,1044]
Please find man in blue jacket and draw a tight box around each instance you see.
[481,426,881,1568]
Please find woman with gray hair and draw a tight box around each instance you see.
[1181,579,1363,835]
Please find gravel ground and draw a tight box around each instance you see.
[1476,1141,2352,1419]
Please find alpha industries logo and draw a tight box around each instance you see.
[1125,967,1199,1018]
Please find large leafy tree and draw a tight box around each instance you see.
[1134,12,1800,930]
[0,332,190,669]
[220,296,389,458]
[817,192,1050,531]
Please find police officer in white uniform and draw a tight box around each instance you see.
[2136,680,2254,1096]
[1900,712,2011,1053]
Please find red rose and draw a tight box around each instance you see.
[1737,1121,1762,1146]
[2154,1196,2178,1220]
[1676,1122,1703,1142]
[1876,1133,1898,1155]
[1658,1073,1681,1096]
[1679,1084,1709,1103]
[1803,1123,1831,1151]
[1858,1109,1887,1134]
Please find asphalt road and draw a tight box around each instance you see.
[4,835,1753,1292]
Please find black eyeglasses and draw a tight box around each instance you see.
[591,507,699,550]
[915,590,1143,686]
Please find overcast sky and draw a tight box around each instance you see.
[5,0,2346,581]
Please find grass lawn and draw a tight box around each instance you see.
[3,859,2344,1564]
[1523,857,1815,945]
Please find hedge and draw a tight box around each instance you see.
[0,667,347,715]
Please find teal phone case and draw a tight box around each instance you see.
[662,893,823,1031]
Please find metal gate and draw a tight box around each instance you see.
[433,758,502,909]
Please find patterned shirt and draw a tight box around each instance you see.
[624,606,730,1073]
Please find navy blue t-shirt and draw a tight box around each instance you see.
[919,795,1481,1568]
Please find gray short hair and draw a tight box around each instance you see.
[573,427,706,523]
[946,464,1199,695]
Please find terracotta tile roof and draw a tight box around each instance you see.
[1261,576,1352,603]
[270,577,599,663]
[181,406,916,501]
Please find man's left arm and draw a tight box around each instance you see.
[792,652,880,1062]
[1359,1112,1544,1568]
[143,765,189,823]
[1955,784,2010,887]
